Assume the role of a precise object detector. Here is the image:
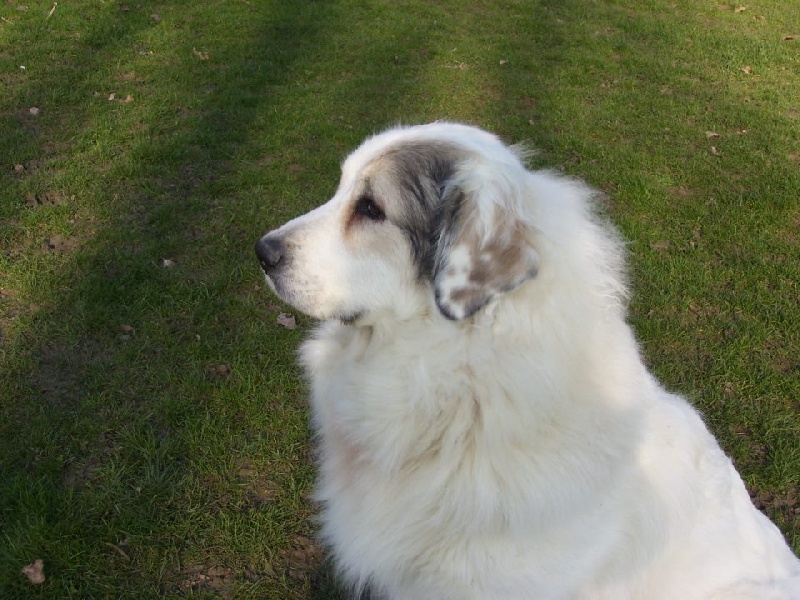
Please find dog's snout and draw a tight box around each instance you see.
[255,234,285,271]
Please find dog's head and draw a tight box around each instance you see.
[256,123,540,323]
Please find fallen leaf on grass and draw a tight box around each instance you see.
[705,131,720,139]
[29,106,40,115]
[710,146,722,156]
[208,364,232,380]
[193,47,210,60]
[21,559,45,584]
[103,541,131,561]
[741,65,752,75]
[106,93,134,104]
[277,312,296,329]
[734,5,747,12]
[161,258,176,267]
[690,226,702,249]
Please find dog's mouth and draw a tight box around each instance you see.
[259,268,366,325]
[259,268,280,296]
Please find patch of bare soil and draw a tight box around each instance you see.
[43,233,80,252]
[177,564,237,597]
[12,159,42,176]
[733,426,770,471]
[279,534,325,583]
[170,528,346,597]
[750,486,800,519]
[236,461,281,508]
[61,431,116,489]
[25,190,69,207]
[29,339,111,409]
[175,562,267,598]
[29,343,83,408]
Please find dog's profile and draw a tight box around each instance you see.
[256,123,800,599]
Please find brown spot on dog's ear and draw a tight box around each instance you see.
[433,195,538,320]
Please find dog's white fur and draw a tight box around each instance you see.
[257,123,800,599]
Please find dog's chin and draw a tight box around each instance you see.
[263,277,365,324]
[298,304,365,324]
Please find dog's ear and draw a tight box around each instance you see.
[432,185,539,320]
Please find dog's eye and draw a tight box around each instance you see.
[354,196,386,222]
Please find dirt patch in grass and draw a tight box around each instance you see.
[279,534,324,583]
[11,159,43,177]
[29,343,84,408]
[25,190,69,207]
[236,461,281,508]
[733,426,770,471]
[61,431,117,489]
[760,337,799,376]
[176,563,240,597]
[169,522,333,596]
[29,339,111,409]
[751,486,800,515]
[43,233,81,253]
[750,485,800,544]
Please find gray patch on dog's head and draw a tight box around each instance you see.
[366,141,463,276]
[362,138,539,320]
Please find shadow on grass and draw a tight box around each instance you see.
[0,1,501,597]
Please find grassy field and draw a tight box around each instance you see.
[1,0,798,597]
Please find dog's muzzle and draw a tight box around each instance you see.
[255,234,285,275]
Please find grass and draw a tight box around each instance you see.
[1,0,798,597]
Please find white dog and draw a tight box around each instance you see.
[256,123,800,599]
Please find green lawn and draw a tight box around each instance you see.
[1,0,798,597]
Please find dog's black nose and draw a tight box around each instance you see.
[255,234,285,270]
